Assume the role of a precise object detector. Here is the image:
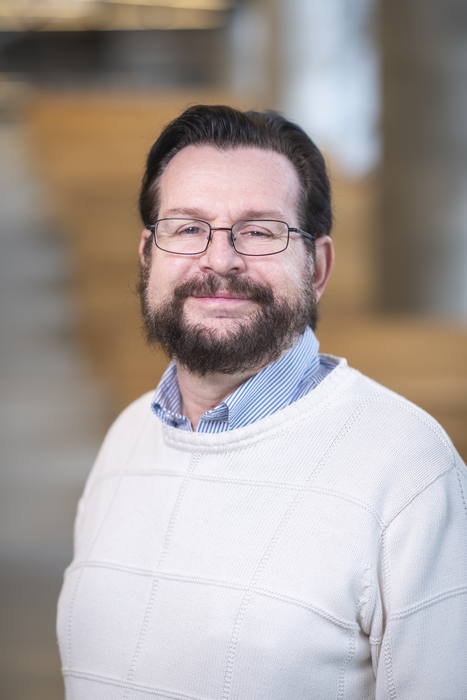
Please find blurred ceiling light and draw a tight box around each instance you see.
[108,0,230,10]
[0,0,99,19]
[0,0,232,30]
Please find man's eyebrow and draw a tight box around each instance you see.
[161,207,288,221]
[162,207,207,219]
[240,210,287,221]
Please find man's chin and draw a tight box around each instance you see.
[138,268,317,376]
[183,296,254,319]
[182,315,245,335]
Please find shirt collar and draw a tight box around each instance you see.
[219,327,320,429]
[151,327,321,432]
[151,361,187,428]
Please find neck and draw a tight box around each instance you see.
[175,364,264,430]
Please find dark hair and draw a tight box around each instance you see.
[139,104,332,255]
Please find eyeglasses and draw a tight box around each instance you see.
[146,218,314,257]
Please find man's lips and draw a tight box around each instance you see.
[192,292,249,301]
[192,294,248,309]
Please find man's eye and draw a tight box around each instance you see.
[178,226,201,235]
[241,229,273,238]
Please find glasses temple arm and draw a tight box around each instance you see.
[289,228,315,241]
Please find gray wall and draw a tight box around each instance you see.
[381,0,467,318]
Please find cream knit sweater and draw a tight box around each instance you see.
[58,357,467,699]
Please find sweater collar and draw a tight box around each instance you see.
[160,356,353,452]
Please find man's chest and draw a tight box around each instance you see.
[58,438,379,699]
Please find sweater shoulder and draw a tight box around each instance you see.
[84,390,161,486]
[307,364,462,522]
[332,364,459,471]
[342,365,455,447]
[109,389,157,433]
[314,359,453,442]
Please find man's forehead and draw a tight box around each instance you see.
[159,144,301,215]
[163,143,296,173]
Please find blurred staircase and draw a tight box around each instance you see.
[0,114,111,699]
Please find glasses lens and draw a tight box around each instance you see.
[155,219,210,254]
[231,221,289,255]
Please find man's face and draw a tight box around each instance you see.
[139,145,325,375]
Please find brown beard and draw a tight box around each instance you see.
[137,264,317,377]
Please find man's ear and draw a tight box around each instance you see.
[139,229,152,264]
[313,236,334,302]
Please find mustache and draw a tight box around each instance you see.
[173,274,274,305]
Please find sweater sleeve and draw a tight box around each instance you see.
[373,455,467,699]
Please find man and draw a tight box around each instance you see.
[58,105,467,699]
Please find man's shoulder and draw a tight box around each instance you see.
[319,356,456,448]
[95,390,159,461]
[302,356,459,472]
[321,356,461,463]
[107,389,156,433]
[299,358,465,519]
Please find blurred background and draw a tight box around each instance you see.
[0,0,466,697]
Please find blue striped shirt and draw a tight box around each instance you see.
[151,326,335,433]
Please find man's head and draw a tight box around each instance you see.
[138,105,334,376]
[139,105,332,259]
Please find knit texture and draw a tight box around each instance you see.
[58,357,467,700]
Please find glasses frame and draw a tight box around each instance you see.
[145,218,315,257]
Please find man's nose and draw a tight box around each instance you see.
[198,228,246,275]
